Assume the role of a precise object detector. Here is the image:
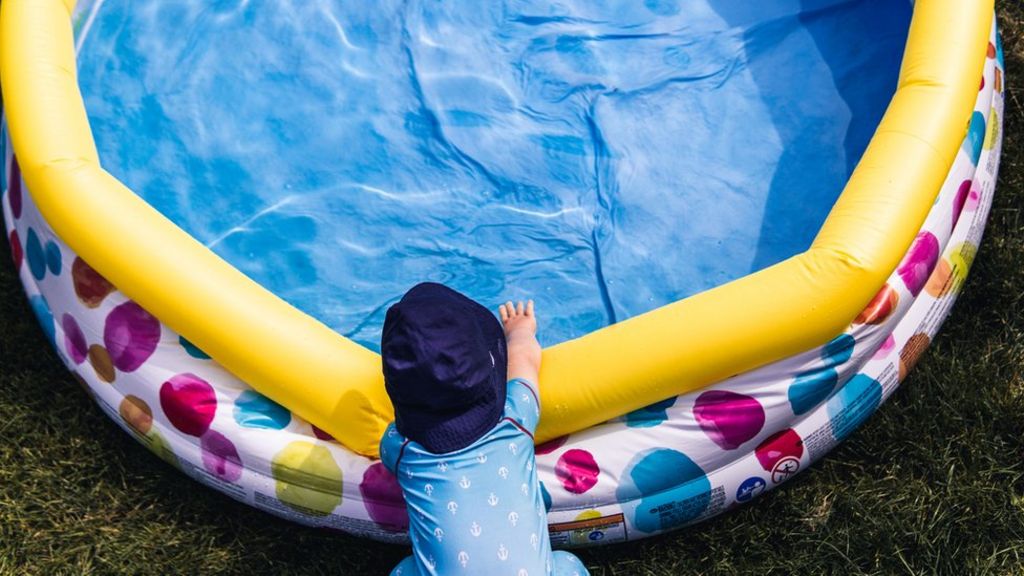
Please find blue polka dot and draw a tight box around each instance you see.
[624,396,677,428]
[996,33,1005,69]
[179,336,211,359]
[45,241,62,276]
[827,375,883,441]
[964,111,986,165]
[25,228,46,281]
[28,295,57,351]
[788,368,838,415]
[616,449,710,533]
[233,390,291,430]
[822,333,855,366]
[540,481,552,513]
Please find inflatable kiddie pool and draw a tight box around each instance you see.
[0,0,1005,546]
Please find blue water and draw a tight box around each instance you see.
[75,0,912,350]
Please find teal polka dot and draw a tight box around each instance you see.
[788,368,838,415]
[25,229,46,281]
[179,336,211,359]
[996,33,1005,69]
[233,390,291,430]
[616,448,710,533]
[827,374,883,441]
[625,396,676,428]
[822,333,855,366]
[789,334,855,414]
[29,295,57,351]
[45,241,62,276]
[964,111,986,165]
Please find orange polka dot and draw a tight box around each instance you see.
[925,258,953,298]
[88,344,116,383]
[854,284,898,325]
[72,257,115,308]
[119,395,154,435]
[898,333,931,381]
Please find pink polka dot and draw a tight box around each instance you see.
[359,462,408,531]
[754,428,804,472]
[873,334,896,360]
[104,301,161,372]
[555,449,600,494]
[160,373,217,437]
[536,435,568,455]
[10,230,23,270]
[311,424,338,442]
[62,314,88,365]
[965,184,982,212]
[952,180,972,231]
[694,390,765,450]
[9,156,22,219]
[897,232,940,297]
[200,430,243,482]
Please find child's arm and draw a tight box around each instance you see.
[499,300,540,385]
[378,423,404,474]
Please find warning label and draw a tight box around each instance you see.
[179,458,247,501]
[252,492,407,542]
[549,513,627,547]
[805,424,836,461]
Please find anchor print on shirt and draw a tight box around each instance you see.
[470,522,482,537]
[458,551,469,568]
[498,466,510,479]
[447,501,458,515]
[459,475,471,489]
[488,492,499,506]
[497,544,509,561]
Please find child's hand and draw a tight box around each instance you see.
[499,300,541,384]
[499,300,536,338]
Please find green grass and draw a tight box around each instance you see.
[2,5,1024,575]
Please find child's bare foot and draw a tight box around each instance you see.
[499,300,541,383]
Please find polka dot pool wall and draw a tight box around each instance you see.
[0,18,1004,547]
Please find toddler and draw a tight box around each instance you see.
[380,282,589,576]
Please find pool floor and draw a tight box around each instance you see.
[76,0,912,349]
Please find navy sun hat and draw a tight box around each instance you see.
[381,282,508,454]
